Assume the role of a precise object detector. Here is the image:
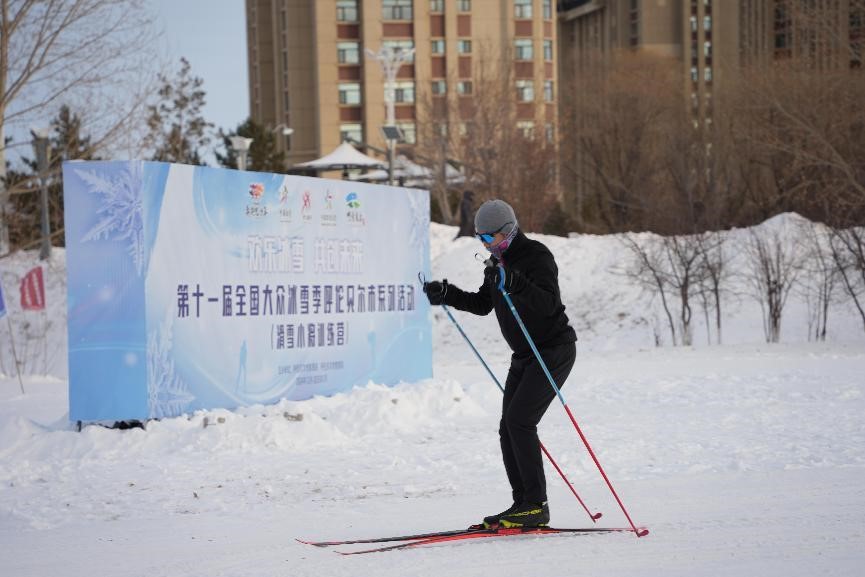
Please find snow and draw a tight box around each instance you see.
[1,216,864,576]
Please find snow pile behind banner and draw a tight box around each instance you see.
[61,161,432,422]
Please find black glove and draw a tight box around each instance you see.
[484,264,527,294]
[423,279,449,305]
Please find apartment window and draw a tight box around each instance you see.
[515,39,533,60]
[457,80,473,95]
[458,0,471,12]
[516,79,534,102]
[383,40,416,61]
[703,15,712,32]
[545,123,554,143]
[704,67,713,82]
[339,83,361,105]
[543,79,554,102]
[340,123,362,143]
[543,0,552,20]
[629,0,640,47]
[458,40,472,54]
[431,39,445,54]
[516,121,535,138]
[383,0,413,21]
[704,40,712,59]
[337,42,360,64]
[543,39,553,61]
[690,66,698,83]
[397,123,416,144]
[337,0,358,22]
[430,0,444,12]
[432,80,447,95]
[515,0,533,19]
[690,15,697,32]
[394,81,416,103]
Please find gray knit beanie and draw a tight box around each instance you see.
[474,199,518,236]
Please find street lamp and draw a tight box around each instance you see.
[30,128,51,260]
[271,123,294,136]
[366,45,414,186]
[230,135,253,171]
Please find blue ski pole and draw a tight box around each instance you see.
[492,266,648,537]
[440,302,601,522]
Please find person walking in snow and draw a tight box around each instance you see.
[422,199,577,528]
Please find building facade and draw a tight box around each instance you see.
[247,0,558,166]
[558,0,863,122]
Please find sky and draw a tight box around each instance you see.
[151,0,249,132]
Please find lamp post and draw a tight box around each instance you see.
[230,136,254,171]
[30,128,51,260]
[271,123,293,136]
[366,45,414,186]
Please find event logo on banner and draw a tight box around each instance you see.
[20,266,45,311]
[62,161,432,422]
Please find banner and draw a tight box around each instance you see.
[20,266,45,311]
[63,161,432,422]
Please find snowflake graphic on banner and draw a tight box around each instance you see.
[406,192,428,261]
[75,163,146,275]
[147,316,194,418]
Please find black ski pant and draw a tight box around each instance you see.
[499,341,576,506]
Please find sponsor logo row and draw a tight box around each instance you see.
[246,183,366,226]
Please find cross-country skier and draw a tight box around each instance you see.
[422,199,577,528]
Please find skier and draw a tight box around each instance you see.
[423,199,577,528]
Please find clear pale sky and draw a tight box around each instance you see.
[151,0,249,132]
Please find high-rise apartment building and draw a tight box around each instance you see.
[247,0,558,167]
[559,0,863,121]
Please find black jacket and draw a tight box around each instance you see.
[444,231,577,357]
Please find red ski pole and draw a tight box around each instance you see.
[441,302,602,523]
[495,272,648,537]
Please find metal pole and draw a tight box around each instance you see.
[31,130,51,261]
[5,316,25,394]
[388,140,395,186]
[230,136,254,171]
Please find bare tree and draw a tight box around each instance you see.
[696,232,729,344]
[559,51,680,233]
[828,225,865,333]
[440,44,559,231]
[0,0,159,255]
[796,221,842,341]
[620,233,677,346]
[741,222,802,343]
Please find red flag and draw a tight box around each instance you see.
[20,266,45,311]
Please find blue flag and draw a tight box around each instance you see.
[0,281,6,319]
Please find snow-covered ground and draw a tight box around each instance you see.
[1,218,864,576]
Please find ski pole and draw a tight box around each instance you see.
[440,302,602,523]
[493,267,648,537]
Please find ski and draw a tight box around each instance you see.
[296,526,485,547]
[298,526,645,555]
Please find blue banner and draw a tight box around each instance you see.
[63,161,432,421]
[0,280,6,319]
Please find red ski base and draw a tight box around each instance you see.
[298,524,648,555]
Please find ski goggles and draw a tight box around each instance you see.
[475,222,512,244]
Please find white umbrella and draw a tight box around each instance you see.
[294,141,385,172]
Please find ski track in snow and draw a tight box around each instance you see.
[1,218,865,576]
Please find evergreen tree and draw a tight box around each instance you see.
[216,118,287,173]
[145,58,213,165]
[6,105,99,250]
